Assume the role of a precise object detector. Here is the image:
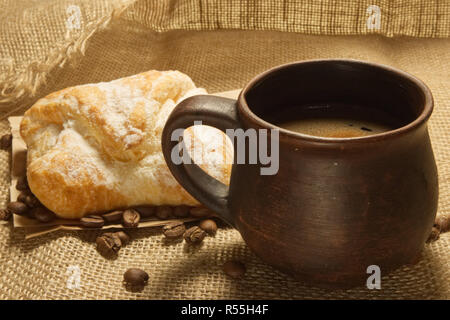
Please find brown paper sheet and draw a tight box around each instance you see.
[8,89,241,238]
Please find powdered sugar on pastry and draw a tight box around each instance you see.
[20,70,232,219]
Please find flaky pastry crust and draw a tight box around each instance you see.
[20,70,232,218]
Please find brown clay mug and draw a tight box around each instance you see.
[161,59,438,287]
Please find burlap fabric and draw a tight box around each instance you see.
[0,0,449,299]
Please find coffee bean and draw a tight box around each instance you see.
[123,268,149,292]
[134,206,155,218]
[16,176,29,191]
[122,209,140,228]
[24,194,40,208]
[7,201,29,216]
[115,231,130,246]
[183,226,206,244]
[80,215,105,228]
[223,260,246,279]
[96,233,122,257]
[31,207,56,223]
[190,207,213,218]
[0,134,12,150]
[162,220,186,239]
[155,206,172,220]
[173,205,190,218]
[0,209,12,221]
[427,227,440,243]
[199,219,218,235]
[102,210,123,223]
[434,215,450,233]
[17,191,30,203]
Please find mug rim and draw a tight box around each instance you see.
[238,59,434,143]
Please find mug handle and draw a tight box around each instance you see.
[161,95,241,226]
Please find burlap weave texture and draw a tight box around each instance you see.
[0,0,449,299]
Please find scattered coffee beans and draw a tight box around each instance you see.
[173,205,190,218]
[31,207,56,223]
[190,207,212,218]
[199,219,217,235]
[115,231,130,246]
[122,209,140,228]
[183,226,206,244]
[434,215,450,233]
[427,227,440,243]
[134,206,155,218]
[223,260,246,279]
[0,134,12,150]
[103,210,123,223]
[0,209,12,221]
[15,176,28,191]
[162,220,186,239]
[80,215,105,228]
[123,268,149,292]
[155,206,172,220]
[7,201,29,216]
[96,233,122,257]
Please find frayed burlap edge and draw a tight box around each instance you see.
[0,2,132,120]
